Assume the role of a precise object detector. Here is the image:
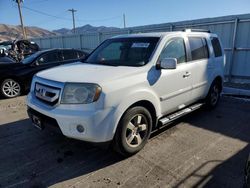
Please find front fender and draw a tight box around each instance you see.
[109,89,161,137]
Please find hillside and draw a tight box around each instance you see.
[0,24,57,41]
[53,24,121,35]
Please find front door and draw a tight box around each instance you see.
[152,37,193,115]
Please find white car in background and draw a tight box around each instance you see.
[27,29,225,156]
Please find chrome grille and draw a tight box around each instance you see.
[35,83,61,105]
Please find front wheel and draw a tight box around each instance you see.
[113,106,152,156]
[205,81,221,109]
[1,79,21,98]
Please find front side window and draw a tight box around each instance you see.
[37,52,59,65]
[211,37,222,57]
[85,37,159,67]
[159,37,186,64]
[189,37,209,61]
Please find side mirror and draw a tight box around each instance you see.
[158,58,177,69]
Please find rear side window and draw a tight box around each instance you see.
[211,37,222,57]
[188,37,209,61]
[63,50,78,60]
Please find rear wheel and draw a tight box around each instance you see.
[113,106,152,156]
[205,80,221,109]
[1,79,21,98]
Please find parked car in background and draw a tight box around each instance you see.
[0,48,88,98]
[27,30,225,156]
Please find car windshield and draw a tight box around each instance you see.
[21,51,43,64]
[85,37,160,67]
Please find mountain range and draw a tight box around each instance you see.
[0,24,120,41]
[53,24,120,35]
[0,24,56,41]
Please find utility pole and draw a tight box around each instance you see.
[123,13,126,28]
[15,0,27,39]
[68,9,77,34]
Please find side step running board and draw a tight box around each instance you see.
[159,103,204,126]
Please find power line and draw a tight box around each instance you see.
[22,5,71,21]
[28,0,49,4]
[76,16,122,23]
[22,5,122,23]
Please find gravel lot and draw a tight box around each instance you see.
[0,96,249,188]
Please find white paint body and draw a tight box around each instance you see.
[27,31,225,143]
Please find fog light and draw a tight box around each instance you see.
[76,125,84,133]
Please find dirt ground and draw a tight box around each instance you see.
[0,95,250,188]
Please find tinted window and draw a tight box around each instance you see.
[99,42,122,60]
[189,37,209,60]
[37,52,59,65]
[86,37,159,67]
[159,37,186,64]
[77,51,87,59]
[63,50,78,60]
[211,37,222,57]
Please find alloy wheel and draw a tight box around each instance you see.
[210,85,219,106]
[2,79,21,98]
[125,114,148,148]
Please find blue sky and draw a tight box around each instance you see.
[0,0,249,31]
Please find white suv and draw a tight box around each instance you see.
[27,30,225,156]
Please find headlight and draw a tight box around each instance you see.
[61,83,101,104]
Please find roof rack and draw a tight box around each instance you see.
[182,29,211,33]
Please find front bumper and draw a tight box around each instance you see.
[27,93,116,143]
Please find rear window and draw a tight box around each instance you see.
[188,37,209,61]
[63,50,78,60]
[211,37,222,57]
[77,51,87,58]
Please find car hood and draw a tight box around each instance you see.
[36,62,145,84]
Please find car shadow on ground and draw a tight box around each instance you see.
[0,119,124,187]
[170,97,250,187]
[0,96,249,187]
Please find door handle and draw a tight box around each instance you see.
[183,72,191,78]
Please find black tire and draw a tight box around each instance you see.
[0,79,21,98]
[113,106,152,156]
[205,80,221,109]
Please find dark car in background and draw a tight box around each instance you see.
[0,48,88,98]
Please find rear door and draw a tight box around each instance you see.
[186,36,212,101]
